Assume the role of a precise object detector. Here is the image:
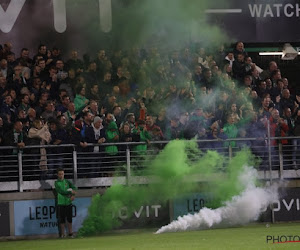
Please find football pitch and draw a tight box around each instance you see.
[1,223,300,250]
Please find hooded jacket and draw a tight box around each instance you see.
[105,121,119,155]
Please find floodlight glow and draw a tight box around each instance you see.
[259,52,283,56]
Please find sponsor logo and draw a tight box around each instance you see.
[248,4,300,18]
[273,199,300,212]
[114,205,162,220]
[206,2,300,18]
[14,198,91,235]
[187,198,206,213]
[0,0,111,33]
[29,205,76,228]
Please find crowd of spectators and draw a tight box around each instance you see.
[0,41,300,172]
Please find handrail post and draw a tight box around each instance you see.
[126,145,131,186]
[18,152,23,192]
[228,144,232,160]
[267,120,273,184]
[278,143,284,179]
[267,120,275,224]
[73,148,78,185]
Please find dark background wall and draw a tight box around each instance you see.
[0,0,299,87]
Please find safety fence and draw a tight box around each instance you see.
[1,134,300,192]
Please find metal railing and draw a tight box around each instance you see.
[1,135,300,192]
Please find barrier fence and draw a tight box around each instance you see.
[1,135,300,192]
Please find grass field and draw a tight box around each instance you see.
[1,223,300,250]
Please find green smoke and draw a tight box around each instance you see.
[199,149,257,208]
[110,0,227,50]
[66,0,230,51]
[78,140,257,236]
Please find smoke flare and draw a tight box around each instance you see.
[78,140,267,237]
[156,167,279,234]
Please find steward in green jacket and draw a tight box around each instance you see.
[55,175,77,206]
[54,168,77,238]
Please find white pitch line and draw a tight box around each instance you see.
[205,9,242,14]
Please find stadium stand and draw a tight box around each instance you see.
[0,41,299,186]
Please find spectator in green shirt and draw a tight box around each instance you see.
[223,114,239,148]
[74,85,89,113]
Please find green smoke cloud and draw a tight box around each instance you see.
[66,0,230,51]
[110,0,228,49]
[78,140,257,236]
